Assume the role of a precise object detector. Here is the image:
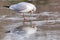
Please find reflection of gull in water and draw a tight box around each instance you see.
[13,26,37,35]
[4,26,37,40]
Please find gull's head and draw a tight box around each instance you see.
[18,2,36,13]
[30,4,36,14]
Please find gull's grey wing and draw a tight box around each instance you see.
[9,4,27,12]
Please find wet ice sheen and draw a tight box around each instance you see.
[1,12,60,40]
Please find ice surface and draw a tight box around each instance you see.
[1,12,60,40]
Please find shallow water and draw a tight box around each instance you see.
[0,12,60,40]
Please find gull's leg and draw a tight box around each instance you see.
[30,11,36,28]
[23,13,28,21]
[30,11,33,27]
[23,13,26,25]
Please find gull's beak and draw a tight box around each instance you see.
[29,11,33,14]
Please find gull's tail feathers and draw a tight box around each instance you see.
[3,5,10,8]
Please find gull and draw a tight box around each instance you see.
[3,2,36,25]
